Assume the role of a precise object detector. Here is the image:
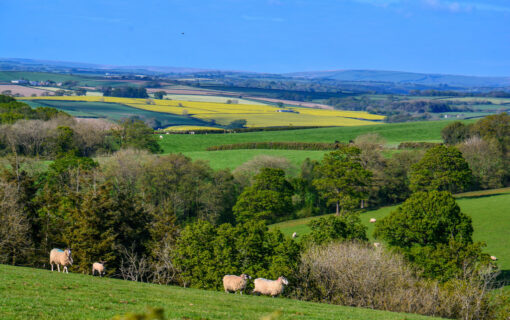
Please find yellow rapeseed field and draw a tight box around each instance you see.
[24,96,385,127]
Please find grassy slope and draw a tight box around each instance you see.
[0,264,438,320]
[271,188,510,273]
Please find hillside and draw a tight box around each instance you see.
[0,264,439,320]
[285,70,510,88]
[271,188,510,280]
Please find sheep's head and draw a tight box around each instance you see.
[65,248,73,264]
[278,276,289,285]
[241,274,251,280]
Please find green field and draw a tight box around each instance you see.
[0,264,438,320]
[23,100,208,127]
[182,150,326,170]
[271,188,510,276]
[160,120,457,154]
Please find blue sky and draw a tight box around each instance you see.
[1,0,509,76]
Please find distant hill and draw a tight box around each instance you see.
[285,70,510,88]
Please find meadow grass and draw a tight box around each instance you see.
[182,150,326,170]
[0,264,440,320]
[270,188,510,273]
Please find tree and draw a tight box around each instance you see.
[458,137,506,189]
[302,215,367,247]
[153,91,166,99]
[313,147,372,215]
[225,119,247,129]
[409,145,472,193]
[374,191,487,280]
[441,121,471,145]
[233,168,294,223]
[114,118,162,153]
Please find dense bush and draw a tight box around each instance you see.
[296,241,501,319]
[102,86,148,98]
[398,141,442,149]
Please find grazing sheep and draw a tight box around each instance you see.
[253,276,288,297]
[292,232,298,239]
[223,274,251,294]
[159,135,163,139]
[491,256,498,261]
[50,248,73,273]
[369,218,377,223]
[92,262,105,277]
[373,242,381,248]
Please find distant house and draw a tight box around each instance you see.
[29,81,39,86]
[277,109,299,114]
[11,80,28,85]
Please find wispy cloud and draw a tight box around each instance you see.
[242,15,285,22]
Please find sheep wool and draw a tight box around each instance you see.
[223,274,251,294]
[49,248,73,273]
[92,262,105,276]
[253,276,289,297]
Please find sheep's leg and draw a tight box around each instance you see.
[64,266,68,273]
[51,263,54,272]
[57,264,60,272]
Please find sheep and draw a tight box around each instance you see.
[490,256,498,261]
[369,218,377,223]
[159,135,163,139]
[50,248,73,273]
[92,262,105,277]
[292,232,298,239]
[373,242,381,248]
[223,274,251,294]
[253,276,288,297]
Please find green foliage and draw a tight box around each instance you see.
[313,147,372,215]
[441,121,471,145]
[225,119,247,129]
[115,118,162,153]
[153,91,166,100]
[374,191,487,281]
[302,215,367,247]
[174,220,300,290]
[409,145,472,193]
[0,94,68,124]
[102,86,148,98]
[233,168,294,223]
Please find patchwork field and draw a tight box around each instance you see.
[270,188,510,282]
[22,96,385,128]
[0,264,439,320]
[23,99,207,127]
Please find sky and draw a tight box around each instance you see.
[0,0,509,76]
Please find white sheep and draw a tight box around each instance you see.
[373,242,381,248]
[92,262,105,277]
[50,248,73,273]
[490,256,498,261]
[292,232,298,239]
[253,276,288,297]
[223,274,251,294]
[369,218,377,223]
[159,135,163,139]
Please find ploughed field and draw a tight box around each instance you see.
[0,264,440,320]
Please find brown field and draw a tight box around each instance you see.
[0,85,53,97]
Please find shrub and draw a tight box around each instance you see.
[295,241,500,319]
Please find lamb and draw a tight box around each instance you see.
[253,276,288,297]
[373,242,381,248]
[223,274,251,294]
[92,262,105,277]
[49,248,73,273]
[369,218,377,223]
[292,232,298,239]
[490,256,498,261]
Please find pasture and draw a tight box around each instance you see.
[270,188,510,277]
[0,264,439,320]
